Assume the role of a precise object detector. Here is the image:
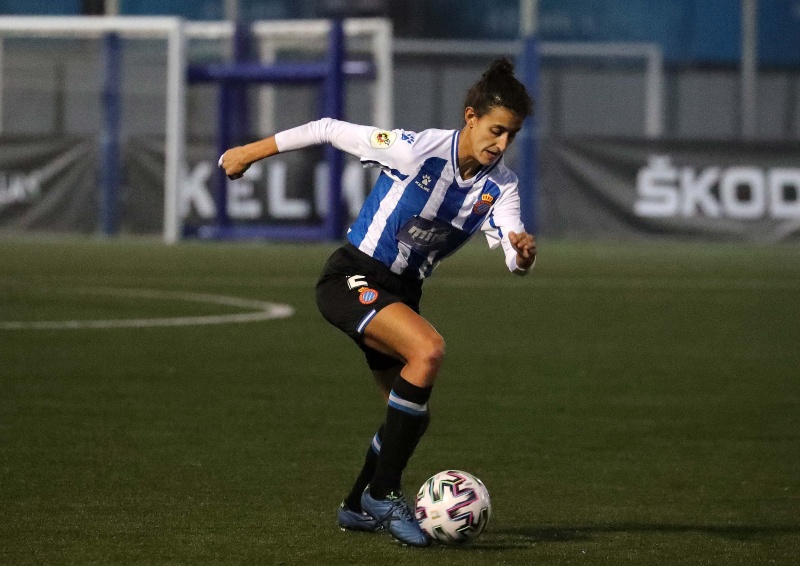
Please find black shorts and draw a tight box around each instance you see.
[316,243,423,371]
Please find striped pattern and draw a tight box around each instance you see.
[345,127,519,280]
[370,433,382,454]
[356,309,377,334]
[388,390,428,416]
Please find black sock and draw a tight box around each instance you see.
[344,425,384,512]
[369,376,432,499]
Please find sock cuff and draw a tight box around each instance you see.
[388,376,432,416]
[370,431,382,454]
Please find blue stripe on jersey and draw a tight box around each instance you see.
[488,209,503,239]
[372,157,448,267]
[450,131,459,169]
[461,180,503,234]
[348,171,396,248]
[434,177,471,224]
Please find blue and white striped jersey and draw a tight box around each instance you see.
[275,118,528,279]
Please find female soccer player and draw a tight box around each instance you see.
[219,58,536,547]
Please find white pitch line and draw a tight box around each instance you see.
[0,288,294,331]
[2,277,800,291]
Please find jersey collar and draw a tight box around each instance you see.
[450,130,501,188]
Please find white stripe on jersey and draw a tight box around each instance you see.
[358,176,408,256]
[419,162,454,219]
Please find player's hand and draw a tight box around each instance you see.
[218,147,250,180]
[509,231,537,270]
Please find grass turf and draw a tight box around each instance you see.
[1,236,798,565]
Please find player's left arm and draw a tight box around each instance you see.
[508,230,537,272]
[481,184,537,275]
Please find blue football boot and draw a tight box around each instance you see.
[361,490,430,547]
[337,502,382,532]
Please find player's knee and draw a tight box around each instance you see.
[416,334,445,374]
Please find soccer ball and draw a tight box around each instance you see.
[415,470,491,544]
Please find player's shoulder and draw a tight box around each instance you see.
[364,126,435,148]
[486,157,519,189]
[405,128,456,158]
[373,127,452,161]
[400,128,455,150]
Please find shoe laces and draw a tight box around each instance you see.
[385,492,415,522]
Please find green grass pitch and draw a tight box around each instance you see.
[1,236,798,565]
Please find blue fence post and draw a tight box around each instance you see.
[216,81,232,229]
[323,19,345,240]
[231,20,251,146]
[517,35,539,234]
[100,31,121,236]
[216,22,251,230]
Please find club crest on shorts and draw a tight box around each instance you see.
[358,287,379,305]
[473,193,495,215]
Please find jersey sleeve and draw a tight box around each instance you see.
[274,117,416,176]
[480,184,535,274]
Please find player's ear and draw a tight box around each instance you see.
[464,107,477,127]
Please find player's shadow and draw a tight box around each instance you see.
[449,523,800,551]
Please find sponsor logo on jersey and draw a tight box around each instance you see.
[370,130,397,149]
[473,193,495,215]
[407,224,449,247]
[358,287,379,305]
[401,132,415,144]
[415,174,432,192]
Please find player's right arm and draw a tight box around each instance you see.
[218,118,413,180]
[218,136,278,180]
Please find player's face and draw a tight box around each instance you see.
[467,106,524,165]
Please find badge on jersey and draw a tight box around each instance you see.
[473,193,495,215]
[358,288,379,305]
[370,130,397,149]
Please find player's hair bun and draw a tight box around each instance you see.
[464,57,533,118]
[483,58,516,81]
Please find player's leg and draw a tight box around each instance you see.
[371,359,433,457]
[373,365,399,401]
[361,302,442,497]
[362,302,445,388]
[341,360,431,511]
[340,362,399,520]
[357,304,440,546]
[315,249,433,544]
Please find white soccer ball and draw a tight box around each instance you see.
[415,470,491,544]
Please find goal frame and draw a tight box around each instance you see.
[0,16,187,242]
